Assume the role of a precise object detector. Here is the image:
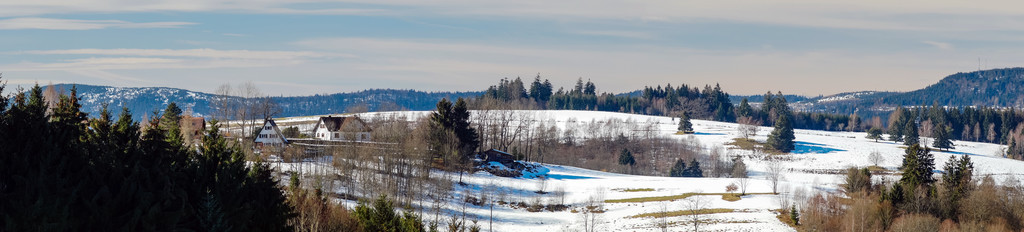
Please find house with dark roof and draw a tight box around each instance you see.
[313,115,371,142]
[254,118,289,151]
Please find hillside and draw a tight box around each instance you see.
[272,110,1021,231]
[795,68,1024,116]
[41,84,481,119]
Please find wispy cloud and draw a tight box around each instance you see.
[17,48,351,60]
[0,17,194,30]
[571,30,655,39]
[922,41,953,50]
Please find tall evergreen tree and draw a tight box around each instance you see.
[767,115,796,152]
[736,98,753,118]
[932,124,954,151]
[678,113,693,133]
[684,158,704,177]
[670,159,687,177]
[899,144,935,188]
[940,155,973,219]
[904,121,920,146]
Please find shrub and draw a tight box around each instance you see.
[888,213,940,232]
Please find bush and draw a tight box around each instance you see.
[843,167,872,194]
[888,213,939,232]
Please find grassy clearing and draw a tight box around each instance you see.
[727,138,786,155]
[615,188,655,192]
[628,208,735,218]
[606,192,774,203]
[721,194,741,202]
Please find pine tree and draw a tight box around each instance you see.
[904,120,919,147]
[767,115,795,152]
[736,98,753,118]
[678,113,693,133]
[899,144,935,188]
[932,124,954,151]
[670,159,687,177]
[940,155,973,219]
[684,158,704,177]
[618,148,635,173]
[866,127,883,142]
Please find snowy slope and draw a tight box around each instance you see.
[271,110,1023,232]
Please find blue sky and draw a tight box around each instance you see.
[1,1,1023,96]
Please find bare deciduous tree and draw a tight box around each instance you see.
[869,150,884,167]
[737,116,760,140]
[767,159,785,194]
[684,191,710,231]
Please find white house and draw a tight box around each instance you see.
[313,116,371,142]
[254,118,289,150]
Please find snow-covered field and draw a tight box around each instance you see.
[268,110,1024,232]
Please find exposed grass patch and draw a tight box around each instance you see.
[674,131,695,135]
[774,209,806,232]
[721,194,741,202]
[615,188,655,192]
[628,208,735,219]
[727,138,787,155]
[606,192,774,203]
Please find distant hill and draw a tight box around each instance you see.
[795,68,1024,115]
[39,84,481,120]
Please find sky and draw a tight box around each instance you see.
[1,0,1024,96]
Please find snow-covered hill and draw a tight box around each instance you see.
[272,110,1023,232]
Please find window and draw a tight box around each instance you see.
[334,133,339,139]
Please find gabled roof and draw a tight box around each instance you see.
[254,118,289,144]
[316,116,370,132]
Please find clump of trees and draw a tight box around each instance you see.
[785,142,1024,231]
[0,83,291,231]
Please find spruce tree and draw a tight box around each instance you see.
[684,158,704,177]
[767,115,795,153]
[618,148,635,173]
[866,127,883,142]
[736,98,753,118]
[904,121,920,147]
[932,124,954,151]
[670,159,687,177]
[899,144,935,188]
[678,113,693,133]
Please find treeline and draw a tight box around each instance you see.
[480,77,873,133]
[737,92,864,132]
[480,75,736,122]
[878,103,1024,158]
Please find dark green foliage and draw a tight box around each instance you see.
[904,121,920,147]
[888,107,909,142]
[678,113,693,132]
[736,98,753,118]
[899,144,935,188]
[354,195,425,232]
[0,81,293,232]
[683,158,704,177]
[670,159,687,177]
[940,155,973,219]
[528,75,554,103]
[867,127,883,142]
[767,115,796,153]
[790,205,800,225]
[428,98,480,169]
[931,124,954,151]
[618,148,635,167]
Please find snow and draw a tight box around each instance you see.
[268,110,1024,232]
